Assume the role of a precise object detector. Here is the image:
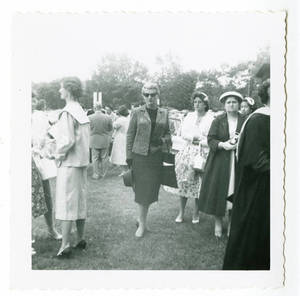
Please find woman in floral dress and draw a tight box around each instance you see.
[174,91,214,224]
[32,158,48,218]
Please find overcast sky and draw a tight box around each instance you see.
[15,13,273,83]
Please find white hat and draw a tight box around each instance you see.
[243,97,255,106]
[219,91,243,103]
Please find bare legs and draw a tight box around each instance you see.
[135,203,149,237]
[192,199,200,223]
[214,216,223,238]
[175,197,199,223]
[57,219,86,254]
[175,196,187,222]
[76,219,85,242]
[58,221,72,254]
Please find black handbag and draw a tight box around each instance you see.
[161,141,177,188]
[161,164,178,188]
[162,152,175,164]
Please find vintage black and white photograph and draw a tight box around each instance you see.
[11,11,286,289]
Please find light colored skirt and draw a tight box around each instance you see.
[55,166,87,221]
[110,133,127,165]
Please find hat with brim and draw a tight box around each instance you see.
[123,169,134,187]
[219,91,243,104]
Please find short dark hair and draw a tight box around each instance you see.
[258,79,270,104]
[118,105,129,117]
[62,77,82,101]
[241,98,256,111]
[191,91,209,112]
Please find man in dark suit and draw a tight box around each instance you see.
[88,103,113,179]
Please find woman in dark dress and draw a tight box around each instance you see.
[223,79,270,270]
[126,82,171,238]
[198,91,245,238]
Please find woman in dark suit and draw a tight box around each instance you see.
[126,82,171,238]
[198,91,245,238]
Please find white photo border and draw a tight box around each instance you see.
[10,11,286,290]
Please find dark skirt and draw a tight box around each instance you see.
[132,151,163,206]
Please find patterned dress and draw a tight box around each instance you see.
[32,158,47,218]
[175,111,214,199]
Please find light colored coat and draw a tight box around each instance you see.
[53,101,90,167]
[110,116,130,165]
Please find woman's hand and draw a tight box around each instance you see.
[218,141,237,151]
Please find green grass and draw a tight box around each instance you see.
[32,165,227,270]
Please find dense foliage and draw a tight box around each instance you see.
[32,49,270,111]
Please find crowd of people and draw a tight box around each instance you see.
[31,66,270,269]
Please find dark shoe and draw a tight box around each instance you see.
[56,247,72,259]
[74,240,87,250]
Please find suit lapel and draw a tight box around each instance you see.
[140,105,151,122]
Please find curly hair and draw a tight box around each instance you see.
[258,79,270,104]
[190,91,209,112]
[62,77,83,101]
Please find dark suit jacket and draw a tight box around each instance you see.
[88,111,113,149]
[126,105,171,159]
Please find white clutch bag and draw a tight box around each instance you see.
[192,154,206,173]
[33,155,57,180]
[191,143,207,173]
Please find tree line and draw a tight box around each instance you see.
[32,49,270,111]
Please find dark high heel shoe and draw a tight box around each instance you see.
[75,240,87,250]
[56,247,72,259]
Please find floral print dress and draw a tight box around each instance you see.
[175,111,214,199]
[32,158,47,218]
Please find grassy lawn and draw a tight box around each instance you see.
[32,165,228,270]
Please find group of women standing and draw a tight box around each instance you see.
[126,79,270,269]
[126,83,247,239]
[32,76,270,269]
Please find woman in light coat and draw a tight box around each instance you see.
[110,105,130,175]
[50,77,90,258]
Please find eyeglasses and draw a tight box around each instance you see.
[143,93,157,98]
